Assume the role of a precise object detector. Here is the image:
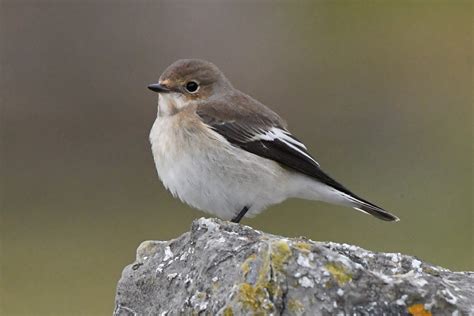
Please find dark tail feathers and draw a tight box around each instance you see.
[353,203,399,222]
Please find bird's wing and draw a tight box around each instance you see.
[195,95,353,195]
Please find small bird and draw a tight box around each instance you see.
[148,59,399,223]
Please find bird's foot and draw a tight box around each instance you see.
[231,206,249,223]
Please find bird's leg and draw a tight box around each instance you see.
[231,206,249,223]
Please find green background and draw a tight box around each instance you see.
[1,1,472,315]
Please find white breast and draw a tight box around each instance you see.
[149,113,293,220]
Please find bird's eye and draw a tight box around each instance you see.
[185,81,199,93]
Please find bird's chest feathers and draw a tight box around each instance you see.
[151,116,192,169]
[149,113,219,195]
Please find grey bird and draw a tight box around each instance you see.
[148,59,399,223]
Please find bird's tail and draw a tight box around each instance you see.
[343,194,399,222]
[292,174,399,221]
[306,182,400,222]
[352,203,399,221]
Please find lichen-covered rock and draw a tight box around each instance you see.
[114,218,473,315]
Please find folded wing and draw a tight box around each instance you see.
[196,100,352,197]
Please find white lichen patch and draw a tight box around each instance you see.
[297,254,312,268]
[299,276,314,288]
[156,263,165,274]
[413,278,428,287]
[198,218,220,233]
[225,231,239,236]
[388,253,400,263]
[167,273,179,281]
[396,294,408,305]
[341,243,361,253]
[441,289,458,304]
[411,259,422,272]
[163,246,174,261]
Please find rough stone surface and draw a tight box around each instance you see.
[114,218,473,315]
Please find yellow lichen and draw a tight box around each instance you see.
[408,304,432,316]
[238,251,272,313]
[266,279,280,300]
[271,240,292,271]
[288,298,304,313]
[423,267,440,276]
[238,240,291,313]
[293,241,312,253]
[325,262,352,285]
[223,307,234,316]
[238,283,271,314]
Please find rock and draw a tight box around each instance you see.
[114,218,473,315]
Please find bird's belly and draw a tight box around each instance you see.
[149,116,290,219]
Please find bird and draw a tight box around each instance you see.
[147,59,399,223]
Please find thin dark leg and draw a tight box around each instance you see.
[231,206,249,223]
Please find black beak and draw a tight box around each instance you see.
[147,83,171,93]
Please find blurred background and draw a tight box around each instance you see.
[1,1,472,315]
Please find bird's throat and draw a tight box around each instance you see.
[158,93,188,117]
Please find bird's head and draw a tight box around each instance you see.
[148,59,232,115]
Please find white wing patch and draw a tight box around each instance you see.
[354,207,371,215]
[250,127,320,166]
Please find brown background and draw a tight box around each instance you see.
[1,1,472,315]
